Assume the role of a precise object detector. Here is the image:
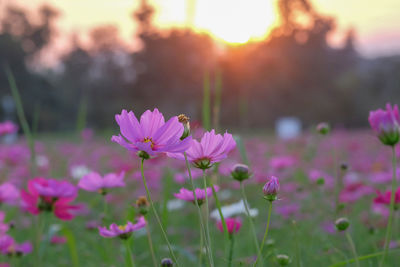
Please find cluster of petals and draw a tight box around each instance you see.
[217,217,242,234]
[112,109,192,157]
[78,171,125,193]
[98,216,146,238]
[0,235,32,256]
[170,130,236,169]
[368,103,400,146]
[174,186,220,203]
[21,178,79,220]
[0,183,19,205]
[0,121,18,136]
[373,187,400,205]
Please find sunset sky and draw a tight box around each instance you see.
[5,0,400,61]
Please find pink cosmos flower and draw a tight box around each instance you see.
[0,121,18,136]
[78,171,125,194]
[111,109,192,158]
[0,183,19,205]
[21,178,79,220]
[217,217,242,235]
[373,188,400,206]
[174,186,220,205]
[0,235,32,256]
[368,103,400,146]
[170,130,236,169]
[0,212,9,235]
[50,235,67,245]
[98,216,146,239]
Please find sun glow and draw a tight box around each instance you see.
[152,0,278,45]
[192,0,277,44]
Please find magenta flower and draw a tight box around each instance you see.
[78,171,125,194]
[0,121,18,136]
[0,183,19,205]
[98,216,146,239]
[50,235,67,245]
[111,109,192,159]
[21,178,79,220]
[217,217,242,235]
[170,130,236,169]
[374,188,400,206]
[0,235,32,256]
[369,103,400,146]
[263,176,280,201]
[174,186,220,205]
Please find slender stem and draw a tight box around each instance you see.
[292,220,302,267]
[34,215,42,267]
[253,201,273,267]
[210,181,229,243]
[140,159,179,266]
[345,232,360,267]
[228,235,234,267]
[145,220,158,267]
[103,196,108,224]
[124,239,135,267]
[240,183,261,264]
[379,145,397,266]
[199,220,204,267]
[202,169,214,266]
[184,153,213,266]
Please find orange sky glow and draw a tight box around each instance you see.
[4,0,400,64]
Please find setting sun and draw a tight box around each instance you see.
[192,0,277,44]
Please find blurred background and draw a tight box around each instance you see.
[0,0,399,132]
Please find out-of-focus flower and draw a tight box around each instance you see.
[98,216,146,239]
[231,164,251,182]
[373,188,400,206]
[210,200,258,220]
[269,156,297,171]
[0,183,19,205]
[135,196,149,215]
[276,254,291,266]
[0,212,9,235]
[81,128,94,141]
[70,165,92,180]
[369,103,400,146]
[0,121,18,136]
[50,235,67,245]
[263,176,280,201]
[170,130,236,169]
[161,258,174,267]
[21,178,79,220]
[216,217,242,235]
[78,171,125,194]
[112,109,192,159]
[316,122,330,135]
[0,235,32,256]
[339,183,374,203]
[173,186,219,205]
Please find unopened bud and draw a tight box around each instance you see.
[263,176,279,202]
[340,163,348,171]
[231,164,251,182]
[335,217,350,231]
[276,254,291,266]
[136,196,149,215]
[178,114,190,140]
[316,122,330,135]
[161,258,173,267]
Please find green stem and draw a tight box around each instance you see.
[240,183,261,264]
[379,145,397,266]
[202,169,214,266]
[228,235,234,267]
[292,220,302,267]
[345,232,360,267]
[145,220,158,267]
[124,239,135,267]
[140,159,179,266]
[184,153,213,266]
[329,248,400,267]
[253,201,273,267]
[5,66,36,177]
[210,181,229,244]
[34,215,42,267]
[199,219,204,267]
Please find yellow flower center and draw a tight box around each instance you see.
[143,137,155,148]
[118,224,127,231]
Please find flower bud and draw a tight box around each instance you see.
[136,196,149,216]
[178,114,190,140]
[138,151,150,160]
[231,164,251,182]
[316,122,330,135]
[369,103,400,146]
[161,258,173,267]
[335,217,350,231]
[263,176,279,202]
[276,254,291,266]
[340,163,348,171]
